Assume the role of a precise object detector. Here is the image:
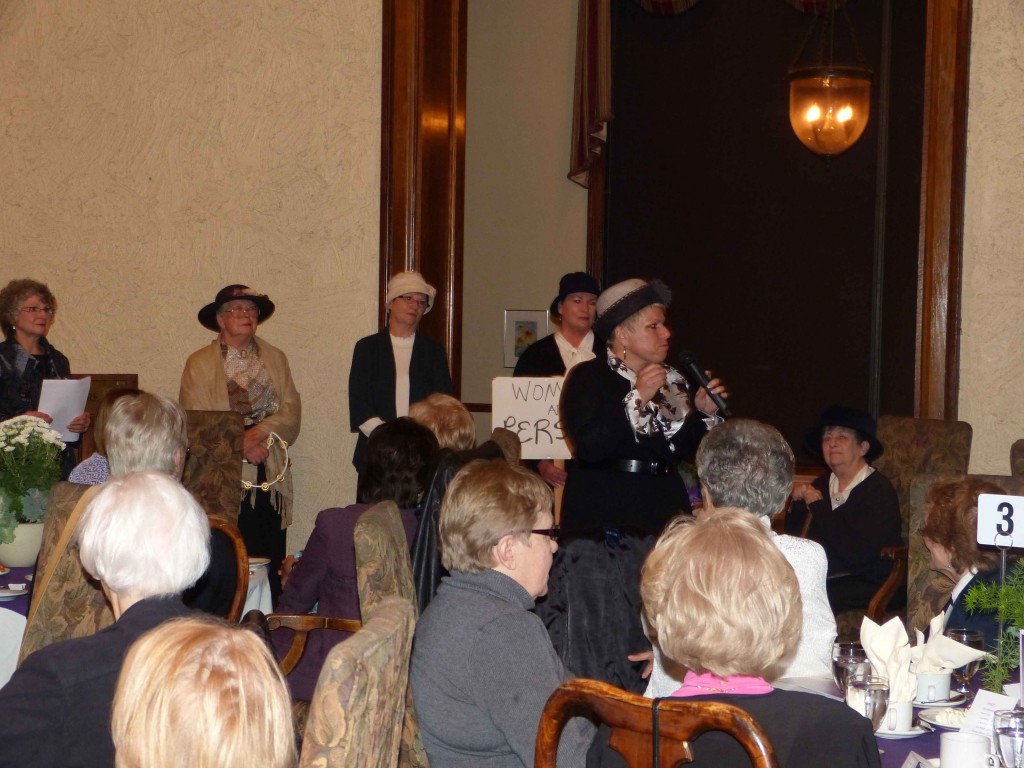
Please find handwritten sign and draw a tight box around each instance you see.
[977,494,1024,550]
[491,377,571,460]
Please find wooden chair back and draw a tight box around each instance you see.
[183,410,244,524]
[536,678,779,768]
[207,515,249,622]
[299,597,416,768]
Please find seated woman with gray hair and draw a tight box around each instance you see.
[112,616,296,768]
[0,472,211,768]
[621,510,879,768]
[410,459,595,767]
[645,418,836,696]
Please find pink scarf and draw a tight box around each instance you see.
[669,671,774,698]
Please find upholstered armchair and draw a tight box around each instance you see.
[300,596,416,768]
[354,501,429,768]
[183,410,244,524]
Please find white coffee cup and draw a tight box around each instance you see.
[879,700,913,733]
[940,732,997,767]
[917,671,952,702]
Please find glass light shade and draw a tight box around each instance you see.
[788,66,872,156]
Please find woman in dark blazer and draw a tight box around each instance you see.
[348,270,453,472]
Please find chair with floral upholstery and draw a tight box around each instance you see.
[183,410,244,524]
[299,596,416,768]
[354,500,429,768]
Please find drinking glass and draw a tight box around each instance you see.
[946,628,986,696]
[847,675,890,731]
[995,710,1024,768]
[832,641,869,692]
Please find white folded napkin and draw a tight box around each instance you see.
[861,616,917,703]
[910,613,990,672]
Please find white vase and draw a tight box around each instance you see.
[0,521,44,567]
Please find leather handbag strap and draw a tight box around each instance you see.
[26,485,100,630]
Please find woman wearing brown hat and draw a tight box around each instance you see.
[786,405,902,614]
[348,270,453,473]
[179,284,301,601]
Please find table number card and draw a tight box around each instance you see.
[977,494,1024,549]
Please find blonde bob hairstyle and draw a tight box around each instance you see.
[112,616,296,768]
[606,303,667,351]
[641,508,802,680]
[439,459,552,573]
[409,393,476,451]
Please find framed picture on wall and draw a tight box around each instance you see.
[503,309,549,368]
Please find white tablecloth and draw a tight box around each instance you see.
[242,565,272,616]
[0,608,27,689]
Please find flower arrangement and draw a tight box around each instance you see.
[0,415,65,544]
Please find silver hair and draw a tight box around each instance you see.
[695,418,795,520]
[104,392,187,476]
[77,471,211,599]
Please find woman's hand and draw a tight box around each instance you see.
[694,373,727,415]
[538,459,567,488]
[791,482,823,504]
[627,649,655,679]
[243,429,270,465]
[635,363,668,406]
[67,411,91,434]
[279,554,297,589]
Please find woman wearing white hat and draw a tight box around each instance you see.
[348,270,453,473]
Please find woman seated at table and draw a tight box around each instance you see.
[920,477,1007,646]
[410,459,596,767]
[68,387,140,485]
[112,617,296,768]
[275,417,438,701]
[787,406,903,614]
[627,509,880,768]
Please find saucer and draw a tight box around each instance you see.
[0,586,28,601]
[0,564,9,576]
[876,725,929,739]
[913,692,966,708]
[918,707,968,730]
[248,557,271,568]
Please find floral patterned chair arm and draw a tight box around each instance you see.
[299,596,416,768]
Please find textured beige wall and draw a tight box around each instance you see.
[959,2,1024,474]
[462,0,588,439]
[0,0,381,549]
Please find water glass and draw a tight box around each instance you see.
[994,709,1024,768]
[946,628,986,696]
[832,641,869,692]
[846,675,889,731]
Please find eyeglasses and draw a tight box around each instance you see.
[396,294,428,307]
[221,306,259,317]
[530,526,561,541]
[19,306,55,316]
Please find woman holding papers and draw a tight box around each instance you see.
[0,279,91,474]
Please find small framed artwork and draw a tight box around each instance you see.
[503,309,549,368]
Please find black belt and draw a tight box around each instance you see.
[598,459,677,476]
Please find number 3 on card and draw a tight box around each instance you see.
[977,494,1024,549]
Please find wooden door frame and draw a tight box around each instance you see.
[379,0,970,418]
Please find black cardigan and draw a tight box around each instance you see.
[348,330,453,470]
[513,332,603,377]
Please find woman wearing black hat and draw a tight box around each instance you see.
[786,406,902,614]
[513,272,602,488]
[179,285,301,601]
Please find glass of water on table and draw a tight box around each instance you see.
[832,641,871,694]
[994,710,1024,768]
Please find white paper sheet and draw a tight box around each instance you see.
[37,377,90,442]
[960,688,1017,742]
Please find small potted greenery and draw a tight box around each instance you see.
[965,562,1024,692]
[0,414,65,565]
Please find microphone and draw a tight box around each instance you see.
[677,350,730,416]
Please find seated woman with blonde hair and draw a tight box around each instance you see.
[112,616,295,768]
[409,392,476,451]
[627,509,879,768]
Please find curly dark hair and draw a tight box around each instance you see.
[0,279,57,338]
[357,417,439,507]
[921,476,1006,573]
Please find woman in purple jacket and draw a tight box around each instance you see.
[275,417,438,700]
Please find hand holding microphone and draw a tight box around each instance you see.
[678,350,730,417]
